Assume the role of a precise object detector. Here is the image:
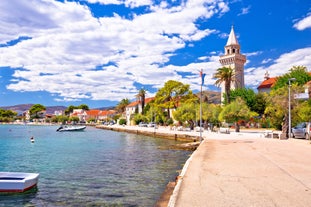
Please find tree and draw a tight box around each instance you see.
[265,84,301,137]
[78,104,89,111]
[214,67,235,103]
[173,102,196,129]
[145,102,166,124]
[218,97,254,132]
[201,103,222,129]
[64,104,89,116]
[272,65,311,90]
[29,104,46,119]
[69,116,80,123]
[136,88,146,114]
[116,98,130,113]
[252,93,268,115]
[155,80,197,119]
[230,88,256,108]
[265,65,309,137]
[297,100,311,123]
[0,109,17,122]
[65,105,76,116]
[230,88,267,115]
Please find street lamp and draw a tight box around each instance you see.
[199,69,206,142]
[288,78,296,138]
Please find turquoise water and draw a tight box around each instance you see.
[0,125,191,206]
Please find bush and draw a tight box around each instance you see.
[165,118,173,126]
[119,118,126,125]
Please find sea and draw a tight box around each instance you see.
[0,124,192,207]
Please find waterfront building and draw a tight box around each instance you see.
[125,97,154,125]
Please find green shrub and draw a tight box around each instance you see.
[119,119,126,125]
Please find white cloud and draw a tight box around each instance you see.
[86,0,152,8]
[261,58,273,64]
[0,0,229,102]
[238,6,250,16]
[293,13,311,30]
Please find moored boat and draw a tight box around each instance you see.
[0,172,39,193]
[56,125,86,132]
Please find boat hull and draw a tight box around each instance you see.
[57,125,86,132]
[0,172,39,193]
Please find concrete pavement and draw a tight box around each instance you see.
[169,133,311,207]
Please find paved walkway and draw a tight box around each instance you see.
[169,133,311,207]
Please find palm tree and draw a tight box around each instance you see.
[213,67,235,103]
[137,88,146,114]
[116,98,130,113]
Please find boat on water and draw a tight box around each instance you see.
[56,125,86,132]
[0,172,39,193]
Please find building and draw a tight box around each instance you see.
[258,71,311,98]
[219,26,247,101]
[98,110,117,122]
[257,71,277,93]
[70,109,117,123]
[125,97,154,125]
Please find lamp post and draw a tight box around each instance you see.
[199,69,206,142]
[288,78,296,138]
[200,80,203,142]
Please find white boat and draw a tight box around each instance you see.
[0,172,39,193]
[56,125,86,132]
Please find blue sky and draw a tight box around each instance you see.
[0,0,310,108]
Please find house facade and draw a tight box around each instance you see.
[125,97,154,125]
[70,109,117,123]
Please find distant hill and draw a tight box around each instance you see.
[196,90,221,104]
[0,104,67,114]
[95,106,115,110]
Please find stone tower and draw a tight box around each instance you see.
[219,26,246,101]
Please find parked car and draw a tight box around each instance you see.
[292,122,311,139]
[195,126,203,132]
[147,122,156,127]
[139,122,148,127]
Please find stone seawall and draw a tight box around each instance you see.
[96,125,201,142]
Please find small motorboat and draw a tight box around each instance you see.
[0,172,39,193]
[56,125,86,132]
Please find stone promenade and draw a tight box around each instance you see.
[169,133,311,207]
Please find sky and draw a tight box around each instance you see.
[0,0,310,109]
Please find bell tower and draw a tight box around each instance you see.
[219,26,246,99]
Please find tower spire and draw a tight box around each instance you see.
[226,26,239,46]
[219,26,246,103]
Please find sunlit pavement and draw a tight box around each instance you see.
[169,133,311,207]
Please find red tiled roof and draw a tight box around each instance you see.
[145,97,155,104]
[86,110,100,116]
[127,97,155,107]
[99,110,116,116]
[257,77,277,89]
[127,100,139,107]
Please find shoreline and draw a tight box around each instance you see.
[96,124,269,206]
[96,124,202,142]
[96,124,204,206]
